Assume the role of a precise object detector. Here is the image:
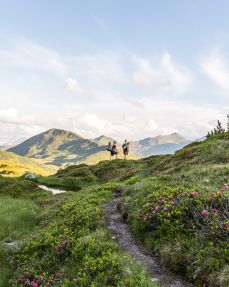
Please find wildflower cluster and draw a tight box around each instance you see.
[17,272,54,287]
[141,183,229,237]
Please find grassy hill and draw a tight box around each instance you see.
[1,133,228,286]
[0,151,57,176]
[8,129,138,167]
[35,133,229,286]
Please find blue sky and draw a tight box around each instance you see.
[1,0,229,143]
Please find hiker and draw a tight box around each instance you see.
[122,139,130,160]
[107,142,112,160]
[111,141,118,159]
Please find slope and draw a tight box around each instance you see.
[0,151,57,176]
[36,133,229,286]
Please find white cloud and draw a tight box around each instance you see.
[70,51,127,85]
[0,108,45,144]
[0,108,18,118]
[133,53,193,96]
[0,38,66,75]
[201,49,229,91]
[65,78,87,96]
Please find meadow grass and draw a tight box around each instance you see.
[0,196,40,241]
[0,194,42,287]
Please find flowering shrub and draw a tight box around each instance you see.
[141,183,229,239]
[17,272,56,287]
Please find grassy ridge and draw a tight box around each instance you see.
[0,151,57,177]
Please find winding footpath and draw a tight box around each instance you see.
[39,184,193,286]
[104,197,193,287]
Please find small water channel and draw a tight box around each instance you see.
[38,185,67,195]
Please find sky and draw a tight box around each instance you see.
[1,0,229,143]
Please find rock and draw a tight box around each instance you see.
[24,173,39,179]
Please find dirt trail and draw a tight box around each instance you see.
[104,197,194,287]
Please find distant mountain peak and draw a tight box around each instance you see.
[45,128,82,139]
[94,135,116,145]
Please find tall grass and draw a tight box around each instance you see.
[0,246,12,287]
[0,196,40,240]
[0,196,41,287]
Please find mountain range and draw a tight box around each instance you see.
[8,129,137,167]
[6,129,190,168]
[130,133,190,157]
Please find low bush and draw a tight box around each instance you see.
[122,178,229,286]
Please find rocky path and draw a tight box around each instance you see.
[104,197,193,287]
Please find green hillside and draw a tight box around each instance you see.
[0,151,57,176]
[8,129,138,166]
[1,133,228,286]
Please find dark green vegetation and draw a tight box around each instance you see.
[0,173,155,286]
[1,132,229,286]
[0,178,53,287]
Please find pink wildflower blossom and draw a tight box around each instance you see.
[201,209,209,216]
[161,199,166,205]
[211,208,217,214]
[170,200,175,205]
[223,224,229,229]
[221,183,228,193]
[31,282,38,287]
[191,192,198,198]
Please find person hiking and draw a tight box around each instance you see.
[111,141,118,159]
[122,139,130,160]
[107,142,112,160]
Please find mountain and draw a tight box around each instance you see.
[0,151,57,177]
[130,133,190,157]
[8,129,137,166]
[93,135,116,146]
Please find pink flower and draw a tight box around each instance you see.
[31,282,38,287]
[170,200,175,205]
[211,208,217,214]
[221,183,228,193]
[151,210,157,215]
[38,275,43,280]
[191,192,198,198]
[161,199,166,205]
[201,209,209,216]
[143,216,147,221]
[223,224,229,229]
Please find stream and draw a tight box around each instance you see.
[38,185,67,195]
